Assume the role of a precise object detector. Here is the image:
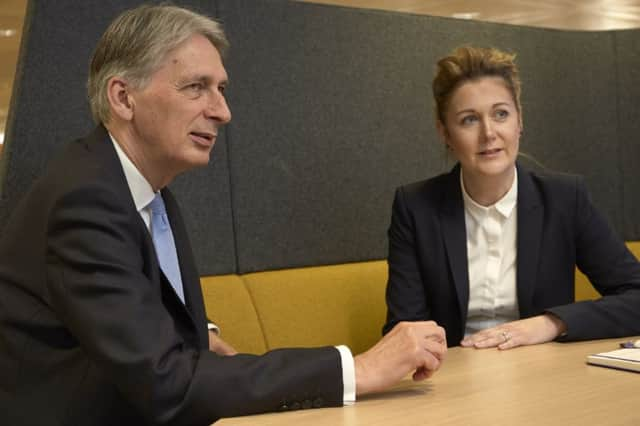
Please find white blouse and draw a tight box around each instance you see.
[461,169,519,337]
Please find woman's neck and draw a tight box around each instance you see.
[461,166,516,207]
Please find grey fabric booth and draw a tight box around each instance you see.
[2,0,640,276]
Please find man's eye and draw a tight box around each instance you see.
[188,83,203,91]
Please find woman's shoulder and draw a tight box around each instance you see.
[518,163,588,204]
[522,165,583,187]
[398,167,459,196]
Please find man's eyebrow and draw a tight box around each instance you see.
[218,74,230,87]
[177,74,230,87]
[177,74,210,85]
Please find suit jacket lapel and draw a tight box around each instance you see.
[162,188,209,348]
[439,165,470,328]
[86,126,148,231]
[88,127,205,348]
[516,164,544,318]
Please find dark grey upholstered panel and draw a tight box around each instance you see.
[218,0,444,272]
[515,31,623,232]
[218,0,632,272]
[2,0,639,275]
[616,30,640,240]
[0,0,237,275]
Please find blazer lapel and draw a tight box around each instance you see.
[88,128,205,348]
[161,188,209,349]
[516,165,544,318]
[439,165,470,328]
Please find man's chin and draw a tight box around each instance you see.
[180,153,212,173]
[193,155,212,168]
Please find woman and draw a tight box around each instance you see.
[383,46,640,349]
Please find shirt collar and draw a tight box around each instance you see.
[460,167,518,220]
[109,132,156,212]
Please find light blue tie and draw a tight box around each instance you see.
[149,193,185,303]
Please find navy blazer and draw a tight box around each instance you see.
[0,126,343,426]
[383,164,640,346]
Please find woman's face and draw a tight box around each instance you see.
[438,76,521,183]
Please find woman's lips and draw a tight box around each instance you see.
[478,148,502,156]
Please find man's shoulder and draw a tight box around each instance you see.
[44,126,123,189]
[13,125,132,225]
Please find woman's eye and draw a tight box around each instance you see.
[495,109,509,120]
[461,115,477,125]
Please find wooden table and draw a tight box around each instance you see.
[217,337,639,425]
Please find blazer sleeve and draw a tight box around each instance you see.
[384,187,431,334]
[45,183,343,425]
[546,177,640,340]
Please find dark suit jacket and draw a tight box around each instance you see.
[0,126,343,426]
[383,164,640,346]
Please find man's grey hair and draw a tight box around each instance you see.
[87,4,228,124]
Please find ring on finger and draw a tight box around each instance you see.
[500,331,511,343]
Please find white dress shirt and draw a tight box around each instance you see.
[109,134,355,404]
[462,169,519,337]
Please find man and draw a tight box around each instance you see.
[0,5,446,425]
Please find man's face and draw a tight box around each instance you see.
[128,34,231,180]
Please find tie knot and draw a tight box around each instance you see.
[149,193,166,215]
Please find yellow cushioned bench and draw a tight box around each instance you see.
[201,261,387,355]
[202,242,640,354]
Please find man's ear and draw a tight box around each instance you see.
[106,77,134,121]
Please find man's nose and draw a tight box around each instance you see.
[205,92,232,124]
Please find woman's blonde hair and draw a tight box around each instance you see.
[432,46,522,127]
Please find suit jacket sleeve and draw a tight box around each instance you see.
[546,177,640,340]
[45,182,343,425]
[384,186,431,334]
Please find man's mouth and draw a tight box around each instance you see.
[190,131,217,147]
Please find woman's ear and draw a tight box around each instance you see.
[518,113,524,135]
[436,119,450,150]
[106,76,134,121]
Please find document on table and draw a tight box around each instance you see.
[587,348,640,372]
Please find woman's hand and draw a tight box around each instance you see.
[208,330,238,355]
[460,314,567,350]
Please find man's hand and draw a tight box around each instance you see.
[208,330,238,355]
[460,314,567,350]
[354,321,446,396]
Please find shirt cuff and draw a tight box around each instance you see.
[336,345,356,405]
[207,322,220,335]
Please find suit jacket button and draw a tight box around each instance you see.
[290,401,301,410]
[302,399,313,409]
[279,404,289,411]
[313,397,324,408]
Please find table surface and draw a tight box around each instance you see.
[217,337,640,426]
